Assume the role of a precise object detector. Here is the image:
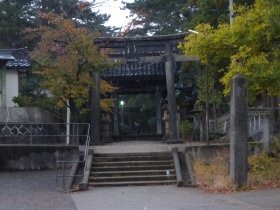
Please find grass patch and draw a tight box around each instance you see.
[193,150,233,192]
[247,152,280,190]
[193,150,280,192]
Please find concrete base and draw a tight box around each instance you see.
[0,145,79,171]
[166,140,184,144]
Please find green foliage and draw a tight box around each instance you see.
[39,0,112,35]
[12,96,33,107]
[179,0,280,99]
[124,0,254,36]
[0,0,36,48]
[194,149,280,191]
[28,13,113,119]
[12,95,63,118]
[124,0,187,35]
[179,120,194,139]
[119,123,130,135]
[248,152,280,186]
[182,0,254,30]
[0,0,113,48]
[248,152,272,176]
[196,70,223,105]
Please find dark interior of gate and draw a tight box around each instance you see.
[94,33,197,142]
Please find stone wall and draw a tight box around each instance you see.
[185,143,261,162]
[0,146,79,171]
[0,107,60,123]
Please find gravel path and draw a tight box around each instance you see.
[0,170,77,210]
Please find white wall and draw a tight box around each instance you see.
[5,70,18,107]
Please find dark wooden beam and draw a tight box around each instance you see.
[95,32,189,47]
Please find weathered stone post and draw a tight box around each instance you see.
[230,74,248,187]
[165,43,178,142]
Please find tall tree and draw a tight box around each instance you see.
[183,0,255,29]
[0,0,114,48]
[39,0,113,35]
[123,0,255,36]
[0,0,37,48]
[123,0,187,35]
[179,0,280,100]
[28,12,114,120]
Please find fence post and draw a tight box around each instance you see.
[263,115,272,151]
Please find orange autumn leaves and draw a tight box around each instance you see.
[28,12,114,113]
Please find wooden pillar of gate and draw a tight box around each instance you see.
[165,43,178,142]
[90,71,101,144]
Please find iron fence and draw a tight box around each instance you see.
[0,122,89,145]
[0,122,91,192]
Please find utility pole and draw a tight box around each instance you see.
[229,0,233,25]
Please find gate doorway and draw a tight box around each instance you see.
[118,94,157,136]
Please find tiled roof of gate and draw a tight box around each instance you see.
[0,48,30,69]
[103,62,165,78]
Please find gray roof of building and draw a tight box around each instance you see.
[0,48,30,69]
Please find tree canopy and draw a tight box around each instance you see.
[123,0,187,35]
[0,0,37,48]
[0,0,113,48]
[179,0,280,99]
[29,12,114,117]
[123,0,255,36]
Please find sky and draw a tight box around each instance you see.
[94,0,135,28]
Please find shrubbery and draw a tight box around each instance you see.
[179,120,193,140]
[193,147,280,192]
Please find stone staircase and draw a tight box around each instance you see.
[89,152,177,187]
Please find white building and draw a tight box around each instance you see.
[0,48,30,107]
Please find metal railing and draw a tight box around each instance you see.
[54,123,91,192]
[0,122,91,191]
[216,108,278,139]
[0,122,90,145]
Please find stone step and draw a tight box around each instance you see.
[92,160,173,167]
[91,169,176,177]
[91,164,175,172]
[88,152,177,187]
[93,155,172,162]
[88,179,177,187]
[93,152,171,157]
[89,174,176,182]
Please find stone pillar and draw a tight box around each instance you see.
[230,74,248,187]
[165,43,178,142]
[263,115,271,151]
[155,87,162,135]
[101,112,112,141]
[113,93,119,136]
[162,108,169,138]
[90,71,101,144]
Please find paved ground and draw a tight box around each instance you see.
[0,170,279,210]
[0,170,77,210]
[72,186,280,210]
[0,141,278,210]
[90,140,222,154]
